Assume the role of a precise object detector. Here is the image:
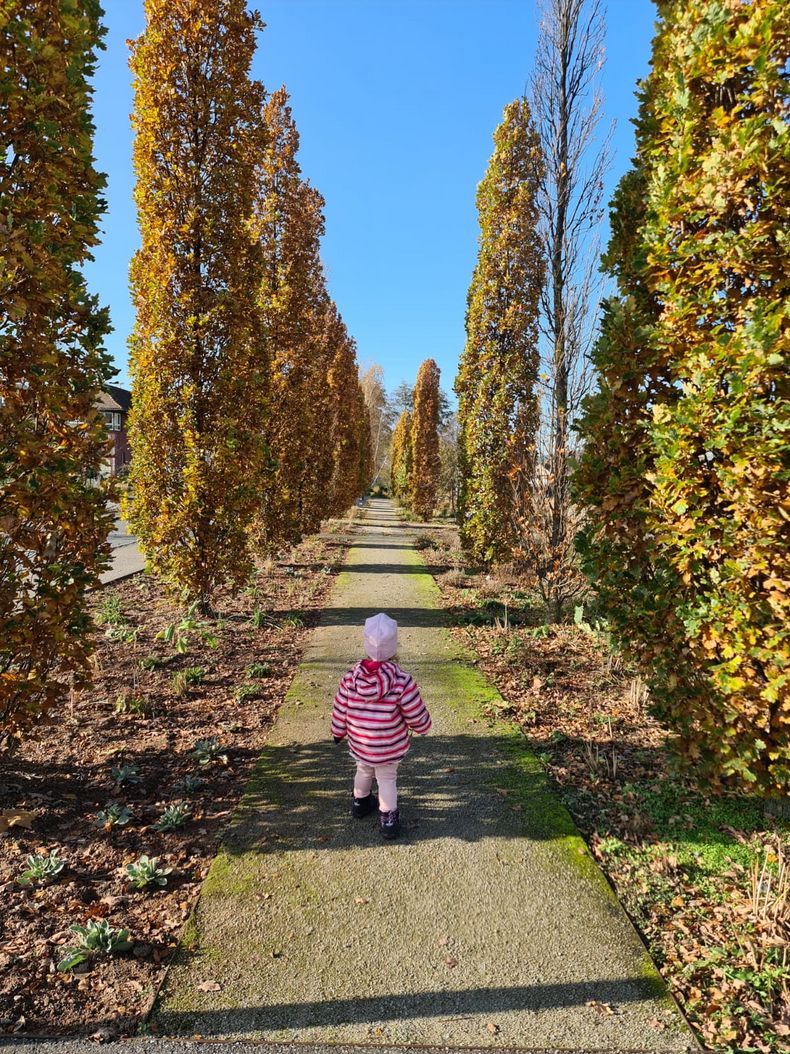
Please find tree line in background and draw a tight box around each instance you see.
[0,0,371,740]
[453,0,788,795]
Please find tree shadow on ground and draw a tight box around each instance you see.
[155,975,667,1037]
[220,733,579,858]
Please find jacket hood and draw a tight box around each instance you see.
[349,659,396,700]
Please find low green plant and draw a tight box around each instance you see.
[249,607,273,629]
[245,661,271,678]
[138,654,161,671]
[104,622,138,645]
[95,595,125,626]
[171,774,204,795]
[95,803,132,830]
[57,920,132,972]
[234,682,258,704]
[190,736,227,765]
[281,613,304,628]
[111,763,141,787]
[18,850,65,887]
[156,601,218,654]
[114,693,152,717]
[154,801,190,832]
[125,854,172,890]
[170,665,206,697]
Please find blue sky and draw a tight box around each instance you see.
[86,0,657,397]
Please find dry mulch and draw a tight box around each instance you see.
[416,526,790,1054]
[0,523,355,1040]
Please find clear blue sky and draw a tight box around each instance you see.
[86,0,657,396]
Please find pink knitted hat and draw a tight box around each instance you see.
[363,612,398,661]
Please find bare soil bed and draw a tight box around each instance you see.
[416,524,790,1054]
[0,523,354,1040]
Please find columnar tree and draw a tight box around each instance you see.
[409,359,441,521]
[0,1,113,739]
[390,410,413,502]
[360,363,395,487]
[126,0,268,609]
[575,0,789,794]
[325,304,370,515]
[456,97,544,564]
[252,87,330,549]
[529,0,610,618]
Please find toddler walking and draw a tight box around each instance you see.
[331,612,431,839]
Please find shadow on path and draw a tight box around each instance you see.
[221,733,576,857]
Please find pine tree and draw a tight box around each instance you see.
[456,98,544,564]
[575,0,789,793]
[126,0,268,609]
[390,410,413,503]
[410,359,441,521]
[0,0,114,739]
[252,88,331,549]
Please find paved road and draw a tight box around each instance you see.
[102,512,146,585]
[148,499,695,1051]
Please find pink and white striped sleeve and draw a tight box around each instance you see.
[331,674,349,740]
[398,675,431,734]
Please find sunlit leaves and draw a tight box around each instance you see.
[575,0,789,794]
[410,359,441,521]
[456,98,544,563]
[124,0,268,608]
[0,1,114,739]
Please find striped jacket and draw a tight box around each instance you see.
[331,659,431,764]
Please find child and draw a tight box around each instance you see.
[331,612,431,839]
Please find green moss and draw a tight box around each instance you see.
[201,847,260,898]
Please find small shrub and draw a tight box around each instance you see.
[95,803,132,830]
[125,854,172,890]
[246,661,271,678]
[110,763,142,787]
[154,801,191,832]
[190,736,227,765]
[58,920,132,972]
[18,850,65,887]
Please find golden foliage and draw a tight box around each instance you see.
[390,410,413,503]
[410,359,441,521]
[0,1,114,738]
[125,0,268,608]
[252,88,332,549]
[575,0,790,793]
[456,98,544,564]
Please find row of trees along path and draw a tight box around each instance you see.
[0,0,372,744]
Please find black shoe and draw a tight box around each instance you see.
[351,792,378,818]
[379,808,400,839]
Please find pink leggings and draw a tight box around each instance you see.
[353,759,400,812]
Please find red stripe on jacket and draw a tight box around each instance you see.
[331,660,431,764]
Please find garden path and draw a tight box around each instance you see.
[151,499,695,1052]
